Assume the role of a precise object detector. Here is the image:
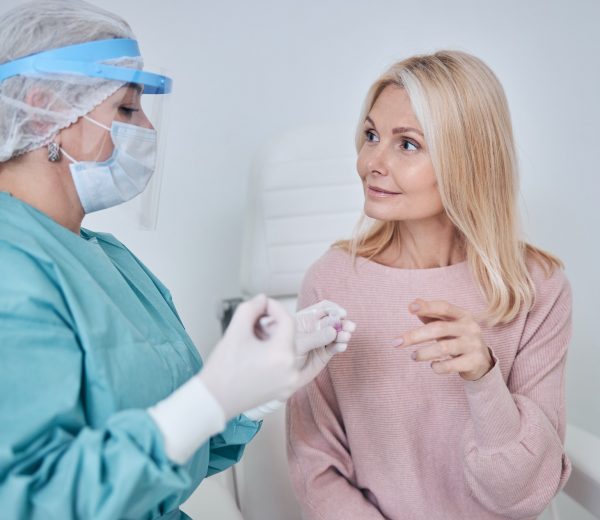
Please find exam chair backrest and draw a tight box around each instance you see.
[240,123,363,298]
[237,123,363,520]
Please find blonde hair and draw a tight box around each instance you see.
[335,50,561,325]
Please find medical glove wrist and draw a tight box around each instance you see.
[243,399,285,422]
[147,375,225,465]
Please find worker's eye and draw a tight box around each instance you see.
[119,106,138,118]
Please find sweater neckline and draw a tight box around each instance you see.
[333,248,471,280]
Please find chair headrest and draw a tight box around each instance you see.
[240,124,363,297]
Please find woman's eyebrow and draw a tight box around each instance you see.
[392,126,424,137]
[126,82,143,94]
[365,116,424,137]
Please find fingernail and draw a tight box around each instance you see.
[409,302,420,312]
[411,351,417,360]
[391,338,404,347]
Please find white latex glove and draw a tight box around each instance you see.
[199,294,298,421]
[294,300,357,389]
[244,300,356,421]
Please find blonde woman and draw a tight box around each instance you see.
[286,51,571,520]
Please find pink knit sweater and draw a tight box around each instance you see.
[287,248,572,520]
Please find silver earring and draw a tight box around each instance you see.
[47,142,60,162]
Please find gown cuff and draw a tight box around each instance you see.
[148,375,226,465]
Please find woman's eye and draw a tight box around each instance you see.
[365,129,379,142]
[119,106,138,117]
[402,139,418,151]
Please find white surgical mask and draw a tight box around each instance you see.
[62,116,157,214]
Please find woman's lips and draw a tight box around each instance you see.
[367,185,402,198]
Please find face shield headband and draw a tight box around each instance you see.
[0,38,172,94]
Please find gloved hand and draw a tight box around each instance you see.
[294,300,357,389]
[199,294,299,421]
[244,300,357,422]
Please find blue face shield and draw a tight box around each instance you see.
[0,38,172,94]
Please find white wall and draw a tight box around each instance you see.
[2,0,598,518]
[96,0,600,434]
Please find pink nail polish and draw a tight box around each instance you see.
[391,338,404,347]
[411,351,417,360]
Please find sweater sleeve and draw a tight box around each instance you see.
[461,268,572,518]
[286,263,386,520]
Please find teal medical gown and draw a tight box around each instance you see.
[0,192,260,519]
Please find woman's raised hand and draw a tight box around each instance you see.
[394,299,494,381]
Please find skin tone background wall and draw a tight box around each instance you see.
[1,1,598,517]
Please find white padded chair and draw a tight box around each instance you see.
[235,123,363,520]
[555,424,600,519]
[180,472,244,520]
[208,124,600,520]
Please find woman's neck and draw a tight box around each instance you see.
[0,150,84,234]
[374,215,465,269]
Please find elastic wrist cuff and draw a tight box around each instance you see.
[148,375,226,464]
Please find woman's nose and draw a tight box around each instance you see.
[136,110,154,130]
[367,147,388,176]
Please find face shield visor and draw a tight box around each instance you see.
[0,38,171,229]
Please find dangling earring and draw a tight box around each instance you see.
[47,142,60,162]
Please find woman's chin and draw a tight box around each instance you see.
[364,205,401,222]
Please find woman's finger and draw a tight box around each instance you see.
[430,354,476,375]
[314,300,348,319]
[409,299,468,322]
[335,331,352,343]
[341,319,357,333]
[265,298,295,340]
[296,326,337,355]
[396,320,463,347]
[411,339,463,362]
[233,293,268,323]
[326,342,348,355]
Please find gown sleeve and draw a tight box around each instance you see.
[121,236,262,474]
[206,414,262,476]
[0,243,256,519]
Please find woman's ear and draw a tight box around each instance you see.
[26,88,51,108]
[24,87,56,136]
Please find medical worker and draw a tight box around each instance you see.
[0,1,355,519]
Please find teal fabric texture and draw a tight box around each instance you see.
[0,192,259,519]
